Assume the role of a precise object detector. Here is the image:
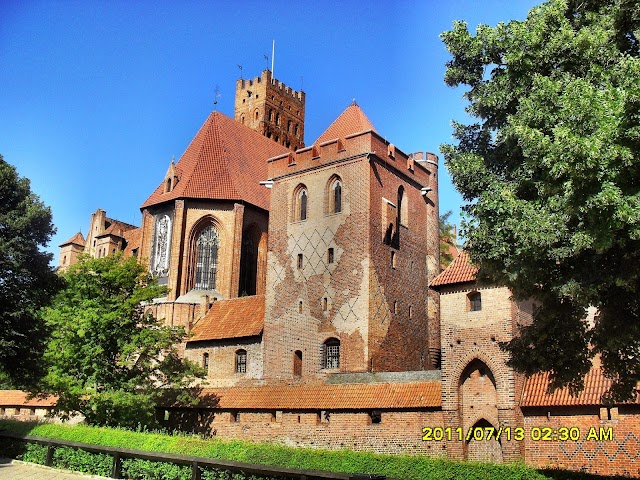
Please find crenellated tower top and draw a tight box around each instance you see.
[234,69,305,152]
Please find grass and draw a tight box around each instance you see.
[0,419,627,480]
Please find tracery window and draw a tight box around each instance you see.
[194,225,219,290]
[321,338,340,369]
[152,214,172,277]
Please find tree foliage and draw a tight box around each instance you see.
[42,254,205,428]
[441,0,640,400]
[0,155,60,388]
[440,211,459,268]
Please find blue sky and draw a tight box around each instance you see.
[0,0,540,264]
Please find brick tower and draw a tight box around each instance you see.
[262,103,440,380]
[234,70,305,151]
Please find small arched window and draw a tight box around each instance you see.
[241,114,245,125]
[327,176,343,214]
[468,291,482,312]
[62,255,67,265]
[275,112,280,125]
[235,349,247,374]
[322,338,340,369]
[293,185,308,222]
[203,353,209,372]
[293,350,302,377]
[254,109,259,120]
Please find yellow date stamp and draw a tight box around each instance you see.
[422,426,613,442]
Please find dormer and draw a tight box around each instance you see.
[164,157,179,193]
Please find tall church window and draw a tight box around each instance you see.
[195,225,219,290]
[152,214,172,277]
[321,338,340,369]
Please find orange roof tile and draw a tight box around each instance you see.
[189,295,265,342]
[59,231,85,248]
[141,112,290,211]
[314,102,377,145]
[0,390,57,407]
[96,220,137,239]
[123,227,142,256]
[188,382,441,410]
[430,250,478,287]
[521,368,640,407]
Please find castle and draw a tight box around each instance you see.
[50,69,640,476]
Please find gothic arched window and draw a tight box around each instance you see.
[194,225,219,290]
[293,185,308,222]
[327,176,342,214]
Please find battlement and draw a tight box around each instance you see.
[266,130,435,185]
[236,70,305,102]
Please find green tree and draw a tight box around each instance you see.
[440,211,459,268]
[0,155,60,389]
[441,0,640,401]
[42,254,205,428]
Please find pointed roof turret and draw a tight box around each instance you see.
[59,231,86,248]
[314,101,377,145]
[430,251,479,288]
[142,112,290,211]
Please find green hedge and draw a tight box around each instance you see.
[0,420,621,480]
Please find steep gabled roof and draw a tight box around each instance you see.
[314,101,377,145]
[188,295,265,342]
[59,232,85,248]
[142,112,290,211]
[430,250,479,288]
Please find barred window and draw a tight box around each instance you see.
[321,338,340,369]
[468,291,482,312]
[236,349,247,374]
[203,353,209,372]
[195,225,219,290]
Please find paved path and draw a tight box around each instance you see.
[0,458,109,479]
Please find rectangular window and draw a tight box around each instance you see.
[328,248,334,263]
[236,351,247,373]
[297,254,303,269]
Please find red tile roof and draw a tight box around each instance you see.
[141,112,290,211]
[0,390,57,407]
[190,382,442,410]
[123,227,142,256]
[188,295,265,342]
[314,102,377,145]
[430,250,478,287]
[96,220,137,239]
[59,232,85,248]
[521,368,640,407]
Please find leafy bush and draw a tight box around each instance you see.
[121,458,191,480]
[52,446,112,477]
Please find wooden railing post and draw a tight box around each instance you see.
[191,460,201,480]
[111,452,121,479]
[45,443,54,466]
